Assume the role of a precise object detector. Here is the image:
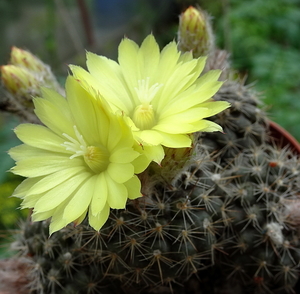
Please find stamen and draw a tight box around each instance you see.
[134,77,162,103]
[61,125,87,159]
[61,125,109,173]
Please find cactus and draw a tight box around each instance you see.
[11,73,300,294]
[7,6,300,294]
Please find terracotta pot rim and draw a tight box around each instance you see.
[268,120,300,154]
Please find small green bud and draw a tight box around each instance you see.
[178,6,215,57]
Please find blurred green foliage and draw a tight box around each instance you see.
[198,0,300,140]
[0,117,27,230]
[0,117,26,258]
[0,119,19,183]
[0,176,28,230]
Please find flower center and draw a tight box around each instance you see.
[132,103,156,130]
[62,126,109,173]
[83,146,109,173]
[131,78,163,130]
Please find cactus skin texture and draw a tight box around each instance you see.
[12,75,300,294]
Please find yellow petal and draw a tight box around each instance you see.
[9,145,63,162]
[49,203,71,235]
[69,65,100,95]
[12,177,42,198]
[107,162,134,184]
[14,124,67,152]
[179,51,194,63]
[196,69,222,87]
[106,175,127,209]
[11,156,83,177]
[154,41,181,83]
[160,133,192,148]
[40,87,65,105]
[159,76,222,118]
[138,34,160,79]
[124,175,142,200]
[153,122,195,134]
[63,175,96,221]
[118,37,140,90]
[136,130,163,146]
[90,173,107,216]
[88,203,110,231]
[74,207,88,226]
[131,143,152,174]
[86,53,132,113]
[154,59,202,110]
[109,147,140,164]
[49,218,69,235]
[32,209,55,222]
[197,101,230,116]
[193,119,223,132]
[34,88,75,136]
[21,193,42,208]
[34,172,91,212]
[158,107,213,125]
[65,76,102,145]
[142,145,165,164]
[26,166,86,196]
[114,115,137,147]
[106,115,123,151]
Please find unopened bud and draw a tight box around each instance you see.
[1,65,40,99]
[178,6,214,57]
[149,145,193,184]
[10,47,62,94]
[10,46,45,72]
[1,47,64,102]
[0,48,63,123]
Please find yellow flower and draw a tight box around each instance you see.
[70,35,230,163]
[9,76,143,234]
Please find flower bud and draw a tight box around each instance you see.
[10,46,45,72]
[149,145,194,183]
[1,65,40,99]
[178,6,214,57]
[1,46,64,109]
[9,47,63,94]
